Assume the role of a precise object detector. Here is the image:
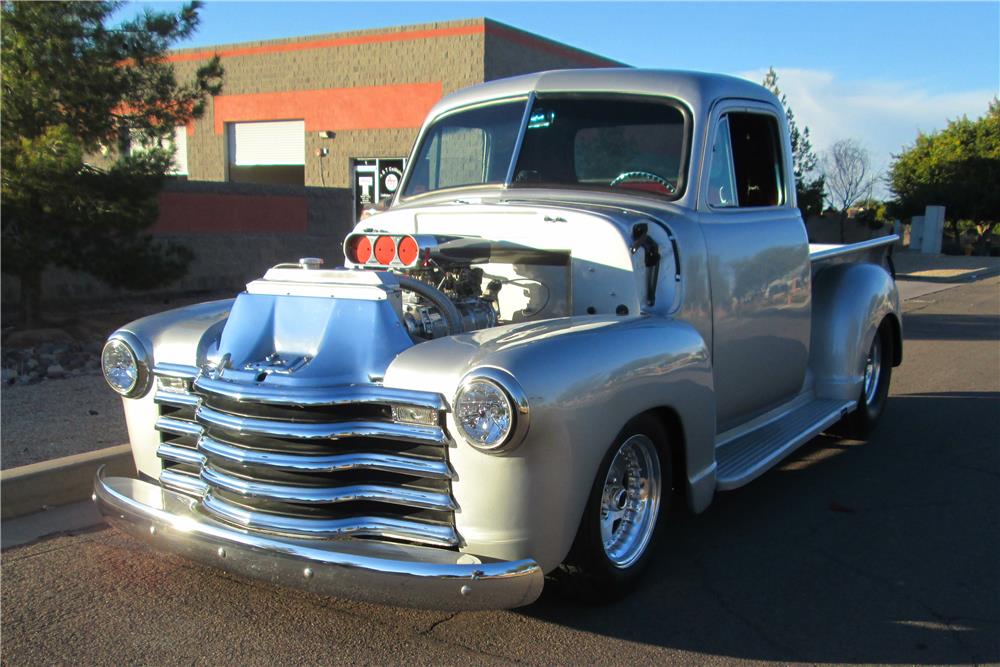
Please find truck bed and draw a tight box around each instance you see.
[809,235,899,262]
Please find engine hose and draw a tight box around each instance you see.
[394,274,465,336]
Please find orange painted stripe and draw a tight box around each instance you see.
[212,82,443,134]
[168,24,484,63]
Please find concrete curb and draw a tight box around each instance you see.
[1,445,134,520]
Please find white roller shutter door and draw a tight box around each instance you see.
[227,120,305,166]
[171,126,188,175]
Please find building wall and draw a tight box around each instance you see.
[483,20,624,81]
[1,181,354,307]
[171,18,489,188]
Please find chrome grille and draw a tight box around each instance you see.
[152,364,458,548]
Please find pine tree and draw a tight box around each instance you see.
[762,67,825,219]
[1,1,223,325]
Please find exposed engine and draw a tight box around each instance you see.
[344,232,567,342]
[399,265,501,340]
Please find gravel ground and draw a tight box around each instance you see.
[0,373,128,469]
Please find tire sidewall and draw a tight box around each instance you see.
[569,414,672,595]
[860,325,893,423]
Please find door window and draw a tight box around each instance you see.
[708,112,785,208]
[707,117,737,208]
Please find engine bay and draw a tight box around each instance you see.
[343,232,571,341]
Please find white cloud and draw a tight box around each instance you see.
[736,67,996,196]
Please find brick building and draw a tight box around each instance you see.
[167,18,622,198]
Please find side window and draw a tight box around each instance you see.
[727,112,784,207]
[707,116,738,208]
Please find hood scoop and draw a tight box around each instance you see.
[206,268,412,387]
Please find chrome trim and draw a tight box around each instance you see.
[154,390,201,409]
[155,416,204,438]
[103,331,152,399]
[504,90,536,186]
[94,471,543,610]
[195,405,447,445]
[863,334,883,406]
[159,468,209,496]
[198,435,452,479]
[202,492,459,547]
[454,367,531,454]
[809,235,899,261]
[153,363,200,380]
[157,443,207,467]
[600,433,662,569]
[194,376,446,411]
[200,464,457,511]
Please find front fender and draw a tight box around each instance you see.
[114,299,233,479]
[384,315,715,572]
[810,263,901,402]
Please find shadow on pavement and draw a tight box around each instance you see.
[902,313,1000,341]
[518,391,1000,664]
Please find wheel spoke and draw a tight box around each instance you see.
[599,433,663,568]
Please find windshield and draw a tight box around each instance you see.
[401,95,688,200]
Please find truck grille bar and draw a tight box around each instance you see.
[152,364,458,548]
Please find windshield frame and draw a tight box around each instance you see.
[396,95,532,203]
[397,91,692,204]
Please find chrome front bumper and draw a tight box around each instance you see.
[93,469,544,610]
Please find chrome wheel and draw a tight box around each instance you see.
[599,434,662,569]
[863,335,883,406]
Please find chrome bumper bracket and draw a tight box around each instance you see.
[93,468,544,610]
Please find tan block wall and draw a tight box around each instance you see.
[171,19,488,188]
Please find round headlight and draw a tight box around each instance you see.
[454,369,529,453]
[101,332,151,398]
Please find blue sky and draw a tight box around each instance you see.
[120,2,1000,189]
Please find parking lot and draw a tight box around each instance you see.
[2,276,998,666]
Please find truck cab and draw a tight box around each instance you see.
[95,69,902,610]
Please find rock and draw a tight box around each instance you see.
[1,368,16,385]
[88,409,99,416]
[18,371,39,385]
[46,363,66,379]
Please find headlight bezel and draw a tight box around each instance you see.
[101,331,152,399]
[453,367,530,454]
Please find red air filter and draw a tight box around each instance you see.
[374,235,397,265]
[397,235,419,266]
[347,235,372,264]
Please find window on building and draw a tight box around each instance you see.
[127,126,188,177]
[226,120,305,186]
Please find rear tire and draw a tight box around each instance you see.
[551,414,671,602]
[833,321,893,439]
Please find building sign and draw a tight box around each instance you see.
[353,158,406,222]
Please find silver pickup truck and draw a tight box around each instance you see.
[95,69,901,610]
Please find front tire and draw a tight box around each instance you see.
[833,321,893,439]
[552,414,671,601]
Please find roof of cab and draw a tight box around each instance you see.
[426,68,779,121]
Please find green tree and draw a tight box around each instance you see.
[1,1,223,325]
[762,67,825,219]
[889,100,1000,255]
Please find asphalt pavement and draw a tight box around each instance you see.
[2,276,998,666]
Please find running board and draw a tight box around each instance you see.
[715,399,854,490]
